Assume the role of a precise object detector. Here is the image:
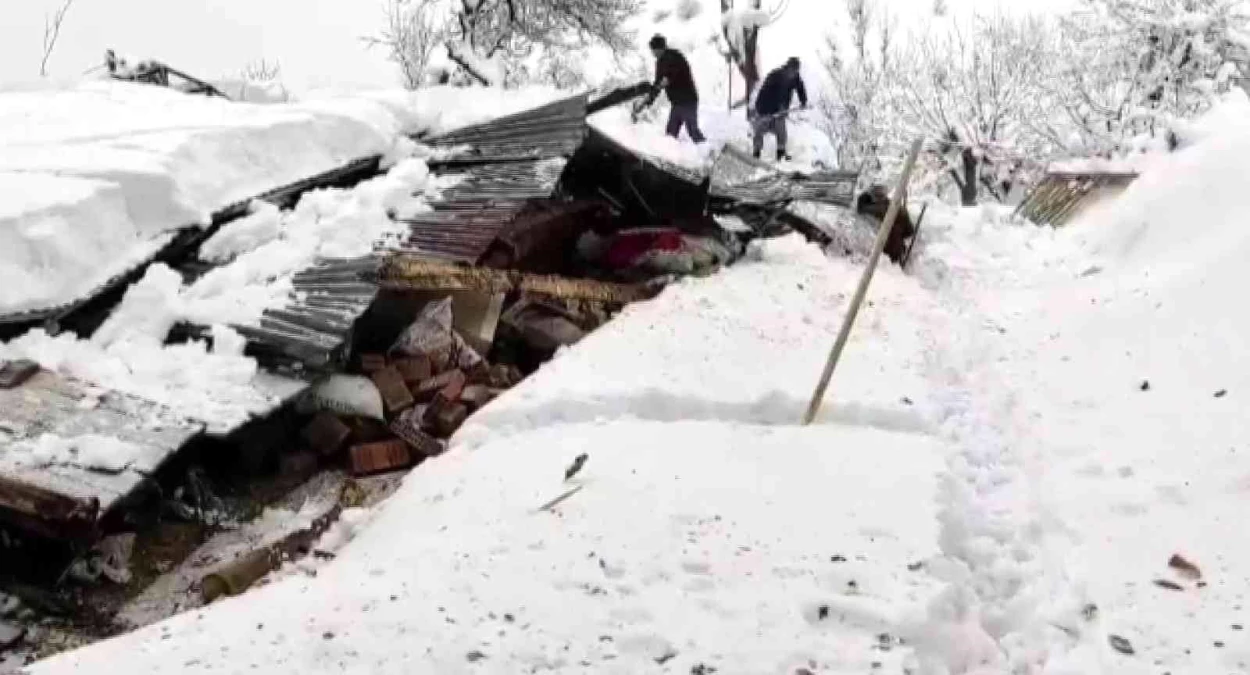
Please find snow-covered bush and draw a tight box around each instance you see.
[1037,0,1250,157]
[447,0,645,87]
[366,0,451,90]
[676,0,704,21]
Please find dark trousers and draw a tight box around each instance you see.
[752,115,789,159]
[666,104,705,143]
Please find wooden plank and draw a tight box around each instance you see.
[0,370,204,538]
[380,258,662,304]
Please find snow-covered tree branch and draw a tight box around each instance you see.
[448,0,644,87]
[366,0,451,90]
[719,0,789,110]
[40,0,76,78]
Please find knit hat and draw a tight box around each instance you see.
[786,57,801,69]
[649,34,667,50]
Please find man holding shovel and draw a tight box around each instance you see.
[752,57,808,161]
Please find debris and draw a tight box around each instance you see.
[0,621,24,650]
[298,375,385,421]
[372,367,415,416]
[0,360,39,390]
[390,410,445,458]
[302,413,352,457]
[1108,634,1135,655]
[691,665,717,675]
[415,370,467,403]
[427,400,470,438]
[449,292,506,356]
[201,548,279,603]
[359,353,387,374]
[1139,380,1151,391]
[1214,389,1228,398]
[390,297,483,372]
[97,532,136,584]
[1153,579,1184,591]
[831,555,847,563]
[393,356,432,386]
[817,605,830,620]
[466,650,487,662]
[459,385,500,411]
[655,650,678,665]
[537,485,586,513]
[349,440,413,477]
[279,452,320,482]
[1168,554,1202,580]
[502,299,586,352]
[564,454,589,482]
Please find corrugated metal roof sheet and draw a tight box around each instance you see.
[1015,171,1138,227]
[425,94,590,165]
[233,256,381,374]
[709,145,858,207]
[396,158,571,264]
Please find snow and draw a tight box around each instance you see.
[10,433,143,473]
[0,81,561,317]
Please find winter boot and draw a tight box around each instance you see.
[777,149,791,162]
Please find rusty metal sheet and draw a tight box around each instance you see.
[1015,171,1139,227]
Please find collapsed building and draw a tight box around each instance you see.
[0,89,867,659]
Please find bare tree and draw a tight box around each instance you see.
[820,0,900,180]
[447,0,644,87]
[887,14,1055,205]
[719,0,790,112]
[365,0,449,90]
[40,0,77,77]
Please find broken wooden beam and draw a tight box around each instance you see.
[379,258,662,305]
[0,476,100,542]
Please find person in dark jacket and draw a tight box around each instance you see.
[752,57,808,160]
[633,35,705,143]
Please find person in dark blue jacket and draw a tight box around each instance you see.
[752,57,808,160]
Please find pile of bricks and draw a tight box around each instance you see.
[301,353,521,478]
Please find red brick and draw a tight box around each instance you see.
[393,356,432,385]
[349,440,412,477]
[302,412,352,457]
[459,384,499,411]
[372,367,415,416]
[427,401,470,438]
[359,353,387,374]
[414,369,466,403]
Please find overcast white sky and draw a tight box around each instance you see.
[1,0,398,91]
[0,0,1073,92]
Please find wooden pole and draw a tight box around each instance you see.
[801,137,924,426]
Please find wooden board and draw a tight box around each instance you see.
[0,370,203,539]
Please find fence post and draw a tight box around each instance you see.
[802,137,924,426]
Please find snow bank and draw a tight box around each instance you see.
[0,80,417,316]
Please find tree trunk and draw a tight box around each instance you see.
[959,147,978,206]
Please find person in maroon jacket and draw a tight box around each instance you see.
[633,34,706,143]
